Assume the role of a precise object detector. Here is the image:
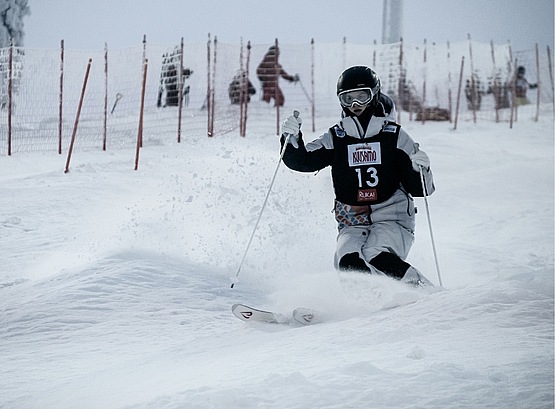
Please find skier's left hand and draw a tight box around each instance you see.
[409,149,430,172]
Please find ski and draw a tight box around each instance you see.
[232,304,320,326]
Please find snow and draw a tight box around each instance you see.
[0,102,553,409]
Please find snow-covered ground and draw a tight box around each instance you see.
[0,103,553,409]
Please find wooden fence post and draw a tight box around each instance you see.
[64,58,92,173]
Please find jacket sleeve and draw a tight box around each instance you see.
[278,64,296,82]
[396,128,435,197]
[281,131,334,173]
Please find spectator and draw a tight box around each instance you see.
[465,74,486,111]
[256,45,299,107]
[157,48,193,108]
[487,71,511,109]
[512,66,537,106]
[228,70,256,105]
[163,66,193,107]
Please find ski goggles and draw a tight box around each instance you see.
[338,88,374,108]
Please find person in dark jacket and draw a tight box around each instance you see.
[228,70,256,104]
[280,66,435,287]
[256,45,298,107]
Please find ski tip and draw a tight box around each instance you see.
[292,307,321,326]
[232,303,283,324]
[231,303,253,322]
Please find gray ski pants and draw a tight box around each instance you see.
[333,189,416,270]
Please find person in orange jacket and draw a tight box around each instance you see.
[256,45,299,107]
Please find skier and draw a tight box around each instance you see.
[280,66,435,286]
[256,45,299,107]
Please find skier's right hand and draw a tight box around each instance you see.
[281,113,302,148]
[409,149,430,172]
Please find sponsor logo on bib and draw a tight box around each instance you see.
[348,142,381,167]
[358,189,377,202]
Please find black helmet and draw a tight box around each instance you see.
[336,66,381,96]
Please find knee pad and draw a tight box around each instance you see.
[369,251,410,279]
[338,252,372,273]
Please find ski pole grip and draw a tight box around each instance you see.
[292,110,301,134]
[293,110,300,129]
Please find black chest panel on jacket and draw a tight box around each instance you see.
[330,123,403,205]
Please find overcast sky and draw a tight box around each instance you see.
[25,0,553,51]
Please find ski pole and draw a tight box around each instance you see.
[418,162,443,287]
[231,110,300,289]
[110,93,123,114]
[296,79,312,104]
